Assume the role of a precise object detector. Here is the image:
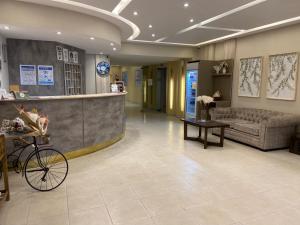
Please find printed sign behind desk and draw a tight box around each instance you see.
[20,65,37,85]
[38,65,54,86]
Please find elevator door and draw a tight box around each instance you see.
[156,68,167,112]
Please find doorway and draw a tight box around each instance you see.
[155,68,167,112]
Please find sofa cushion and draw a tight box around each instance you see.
[216,119,248,128]
[232,122,260,136]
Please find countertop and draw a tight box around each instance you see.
[0,92,127,102]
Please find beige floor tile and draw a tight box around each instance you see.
[28,213,69,225]
[28,195,68,222]
[152,209,199,225]
[140,193,183,216]
[69,205,112,225]
[106,198,149,224]
[67,191,104,213]
[186,204,237,225]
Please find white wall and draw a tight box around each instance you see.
[0,34,9,90]
[85,54,96,94]
[198,24,300,115]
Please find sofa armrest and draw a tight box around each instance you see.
[262,115,300,128]
[211,107,234,120]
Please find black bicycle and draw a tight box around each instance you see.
[5,134,68,191]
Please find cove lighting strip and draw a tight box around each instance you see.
[177,0,268,35]
[112,0,132,15]
[196,16,300,46]
[49,0,140,40]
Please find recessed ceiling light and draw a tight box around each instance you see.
[4,26,9,30]
[90,37,95,40]
[99,52,103,55]
[190,19,194,23]
[148,24,153,28]
[152,34,156,37]
[113,47,117,51]
[133,11,138,16]
[110,42,114,46]
[184,3,189,8]
[57,31,62,35]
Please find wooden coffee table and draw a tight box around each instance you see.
[182,118,229,149]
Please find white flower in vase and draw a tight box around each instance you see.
[196,95,214,105]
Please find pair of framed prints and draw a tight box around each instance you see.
[238,52,298,101]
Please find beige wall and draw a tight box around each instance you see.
[199,23,300,115]
[121,66,143,105]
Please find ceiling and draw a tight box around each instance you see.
[1,0,300,65]
[13,0,300,47]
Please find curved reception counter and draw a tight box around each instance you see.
[0,93,126,158]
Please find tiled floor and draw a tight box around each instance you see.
[1,103,300,225]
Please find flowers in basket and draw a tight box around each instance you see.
[1,105,49,136]
[15,105,49,135]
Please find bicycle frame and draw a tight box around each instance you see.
[8,136,48,176]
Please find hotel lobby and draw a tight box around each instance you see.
[0,0,300,225]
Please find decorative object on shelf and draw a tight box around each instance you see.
[239,57,262,98]
[213,61,229,75]
[96,61,110,76]
[267,52,298,100]
[220,61,229,74]
[197,95,214,121]
[213,65,221,74]
[212,90,222,101]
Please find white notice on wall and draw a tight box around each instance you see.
[20,65,37,85]
[38,65,54,86]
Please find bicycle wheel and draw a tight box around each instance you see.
[24,148,68,191]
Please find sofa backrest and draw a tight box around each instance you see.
[232,108,284,123]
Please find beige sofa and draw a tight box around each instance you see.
[211,107,300,151]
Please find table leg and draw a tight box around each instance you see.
[184,122,188,140]
[204,128,208,149]
[198,126,202,139]
[220,127,225,147]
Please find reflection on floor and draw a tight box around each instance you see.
[1,103,300,225]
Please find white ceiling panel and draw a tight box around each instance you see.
[207,0,300,29]
[164,28,235,44]
[120,0,252,41]
[71,0,120,11]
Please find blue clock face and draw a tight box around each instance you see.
[96,61,110,76]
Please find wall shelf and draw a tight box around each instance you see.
[212,73,232,77]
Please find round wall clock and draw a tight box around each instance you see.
[96,61,110,76]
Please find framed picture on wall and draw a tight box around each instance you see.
[73,51,78,64]
[63,48,69,63]
[238,57,263,98]
[267,52,298,101]
[122,71,128,86]
[56,46,63,61]
[2,44,7,63]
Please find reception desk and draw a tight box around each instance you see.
[0,93,126,159]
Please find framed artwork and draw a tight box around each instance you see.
[122,71,128,86]
[238,57,263,97]
[267,52,298,100]
[56,46,63,61]
[63,48,69,63]
[2,44,7,63]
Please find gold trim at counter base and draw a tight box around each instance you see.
[64,133,125,160]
